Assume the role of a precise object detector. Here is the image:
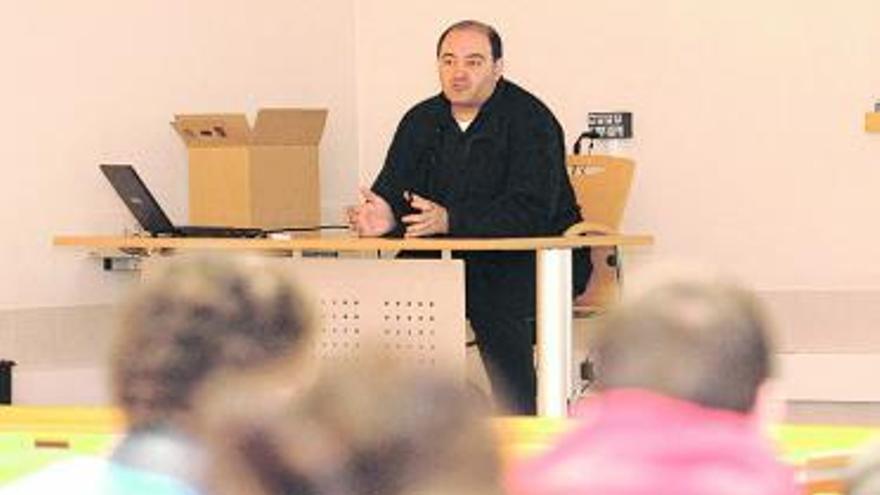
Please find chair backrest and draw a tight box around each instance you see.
[566,154,635,232]
[566,154,636,312]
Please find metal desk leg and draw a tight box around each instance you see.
[536,247,572,417]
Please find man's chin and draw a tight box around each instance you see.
[443,91,473,104]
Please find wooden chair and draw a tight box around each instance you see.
[564,154,635,317]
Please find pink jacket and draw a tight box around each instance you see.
[506,389,802,495]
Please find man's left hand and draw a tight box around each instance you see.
[402,192,449,238]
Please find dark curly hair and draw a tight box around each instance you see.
[111,255,314,428]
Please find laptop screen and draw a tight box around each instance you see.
[100,164,176,235]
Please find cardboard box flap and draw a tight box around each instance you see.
[253,108,326,145]
[172,114,251,146]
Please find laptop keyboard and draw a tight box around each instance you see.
[177,225,265,238]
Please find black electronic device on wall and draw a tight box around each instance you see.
[587,112,633,139]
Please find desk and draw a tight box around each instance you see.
[2,406,876,494]
[493,417,880,495]
[53,232,653,417]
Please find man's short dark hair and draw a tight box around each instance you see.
[594,272,773,413]
[436,20,503,61]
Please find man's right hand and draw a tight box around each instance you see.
[346,187,395,237]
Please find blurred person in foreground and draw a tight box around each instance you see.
[506,265,801,495]
[199,357,504,495]
[1,255,315,494]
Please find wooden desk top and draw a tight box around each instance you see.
[53,232,654,253]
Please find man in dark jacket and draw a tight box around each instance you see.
[348,20,589,414]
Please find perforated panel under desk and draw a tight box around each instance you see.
[141,256,466,377]
[288,258,466,377]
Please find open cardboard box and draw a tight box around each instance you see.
[172,108,326,229]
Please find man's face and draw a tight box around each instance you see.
[437,28,503,112]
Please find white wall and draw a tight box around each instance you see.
[0,0,358,309]
[0,0,359,403]
[355,0,880,289]
[4,1,880,403]
[354,1,880,401]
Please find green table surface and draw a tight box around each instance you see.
[2,409,879,486]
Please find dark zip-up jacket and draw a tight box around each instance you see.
[372,79,589,317]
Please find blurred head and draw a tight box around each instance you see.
[436,20,504,115]
[111,255,314,429]
[594,267,774,413]
[203,358,503,495]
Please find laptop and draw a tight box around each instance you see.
[100,164,265,238]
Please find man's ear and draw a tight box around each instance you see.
[493,59,504,80]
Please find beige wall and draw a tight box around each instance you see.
[4,1,880,403]
[354,2,880,401]
[0,0,359,403]
[355,0,880,288]
[0,0,358,309]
